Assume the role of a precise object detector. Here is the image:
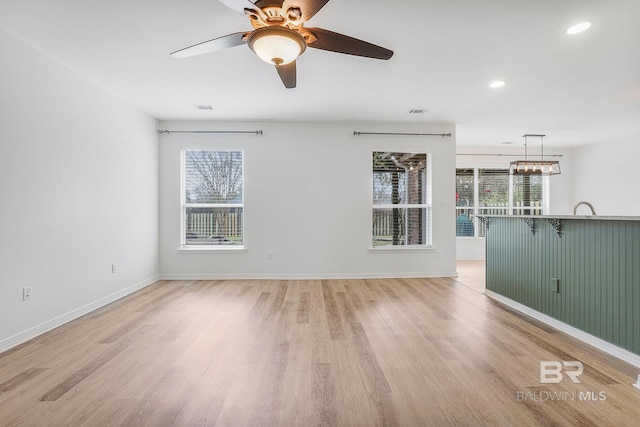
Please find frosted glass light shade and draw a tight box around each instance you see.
[248,27,306,66]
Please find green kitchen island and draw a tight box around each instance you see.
[480,214,640,361]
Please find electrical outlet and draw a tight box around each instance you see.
[112,263,117,273]
[22,287,32,301]
[267,252,273,259]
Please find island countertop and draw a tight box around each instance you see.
[475,214,640,221]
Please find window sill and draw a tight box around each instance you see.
[368,246,436,253]
[177,246,247,254]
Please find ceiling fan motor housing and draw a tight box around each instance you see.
[246,3,304,28]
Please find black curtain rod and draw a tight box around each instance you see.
[457,153,563,158]
[354,131,452,137]
[157,129,263,135]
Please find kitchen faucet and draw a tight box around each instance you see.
[573,201,597,215]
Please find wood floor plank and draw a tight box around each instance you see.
[296,291,311,324]
[1,277,640,426]
[0,368,47,394]
[321,280,346,341]
[40,342,127,402]
[267,283,289,318]
[311,362,337,426]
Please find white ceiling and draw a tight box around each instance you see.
[1,0,639,147]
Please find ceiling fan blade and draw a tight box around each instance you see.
[170,32,248,58]
[281,0,330,23]
[218,0,260,15]
[305,27,393,60]
[276,61,297,89]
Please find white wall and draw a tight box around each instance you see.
[455,145,573,260]
[0,28,159,351]
[159,120,456,279]
[572,136,640,215]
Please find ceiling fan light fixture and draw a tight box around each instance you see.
[248,27,306,66]
[171,0,394,88]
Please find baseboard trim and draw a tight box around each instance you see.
[485,290,640,370]
[0,275,159,354]
[159,271,457,281]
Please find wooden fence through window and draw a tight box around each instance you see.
[186,210,243,238]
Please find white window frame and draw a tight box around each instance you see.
[179,149,246,251]
[371,151,432,250]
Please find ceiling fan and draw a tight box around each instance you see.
[170,0,394,88]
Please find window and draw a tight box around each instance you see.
[372,152,431,247]
[181,150,244,247]
[478,168,509,211]
[456,168,545,237]
[455,168,475,237]
[512,175,543,215]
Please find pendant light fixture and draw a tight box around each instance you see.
[509,134,561,176]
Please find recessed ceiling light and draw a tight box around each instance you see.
[489,81,506,88]
[566,22,591,35]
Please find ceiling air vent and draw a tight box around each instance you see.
[193,105,214,111]
[409,109,428,114]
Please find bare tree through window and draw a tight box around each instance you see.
[183,151,244,245]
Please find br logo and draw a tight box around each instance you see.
[540,361,584,384]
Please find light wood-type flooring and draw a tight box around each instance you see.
[455,260,486,293]
[1,278,640,426]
